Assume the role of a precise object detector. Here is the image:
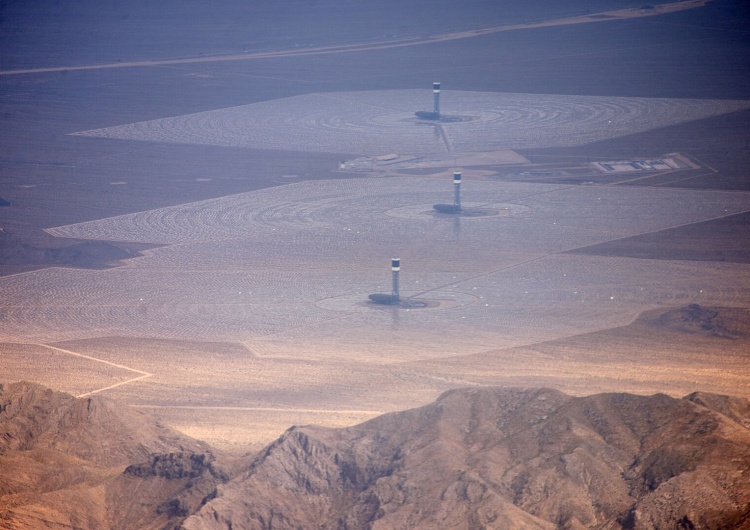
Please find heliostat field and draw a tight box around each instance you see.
[70,90,750,154]
[0,177,745,364]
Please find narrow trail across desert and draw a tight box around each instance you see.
[130,405,384,414]
[30,343,154,398]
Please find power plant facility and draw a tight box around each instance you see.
[415,82,441,121]
[433,171,462,214]
[368,258,401,305]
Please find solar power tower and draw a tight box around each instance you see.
[453,171,462,212]
[368,258,401,305]
[433,171,462,214]
[415,82,442,120]
[391,258,400,302]
[433,82,441,116]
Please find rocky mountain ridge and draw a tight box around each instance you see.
[2,382,749,529]
[181,387,750,530]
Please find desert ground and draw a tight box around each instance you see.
[1,0,749,453]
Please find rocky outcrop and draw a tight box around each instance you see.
[654,304,750,339]
[108,451,233,530]
[0,228,144,275]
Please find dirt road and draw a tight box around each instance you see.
[0,0,710,77]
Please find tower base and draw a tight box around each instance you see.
[368,293,400,305]
[433,203,461,214]
[415,110,440,120]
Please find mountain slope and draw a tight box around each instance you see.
[182,387,750,529]
[0,381,208,466]
[3,382,749,529]
[0,381,232,529]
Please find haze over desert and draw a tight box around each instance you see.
[1,0,749,527]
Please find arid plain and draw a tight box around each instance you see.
[1,0,750,453]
